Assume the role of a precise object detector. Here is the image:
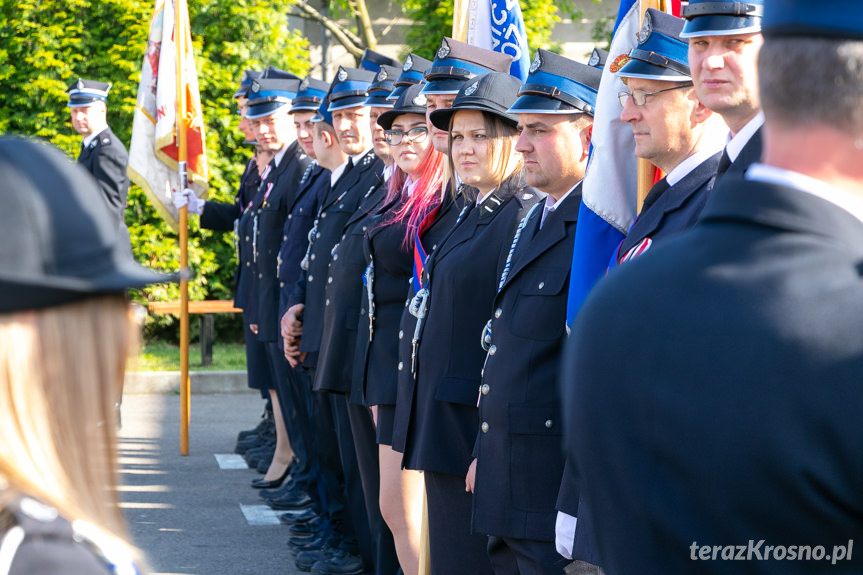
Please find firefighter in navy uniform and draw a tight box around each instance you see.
[67,78,129,226]
[468,50,601,575]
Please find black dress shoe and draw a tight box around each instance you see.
[290,516,324,536]
[279,508,318,525]
[269,491,313,511]
[250,464,291,489]
[311,548,363,575]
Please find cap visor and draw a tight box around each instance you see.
[680,15,761,38]
[617,59,691,81]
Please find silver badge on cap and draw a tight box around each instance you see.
[412,93,427,106]
[377,69,388,82]
[404,55,413,72]
[436,40,451,60]
[251,80,261,93]
[529,51,542,74]
[77,78,84,89]
[300,77,309,91]
[637,11,652,45]
[338,68,348,82]
[464,80,479,96]
[589,50,600,67]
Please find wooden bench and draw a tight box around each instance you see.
[147,300,241,366]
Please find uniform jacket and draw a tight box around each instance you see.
[353,197,416,407]
[291,150,383,360]
[278,163,328,321]
[616,152,721,264]
[473,187,580,542]
[314,172,388,393]
[251,140,311,341]
[565,175,863,574]
[0,494,138,574]
[77,126,129,225]
[390,188,467,453]
[200,158,258,232]
[401,173,543,476]
[723,126,762,178]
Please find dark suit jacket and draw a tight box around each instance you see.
[314,173,388,393]
[278,163,328,323]
[472,187,579,542]
[616,152,721,264]
[564,175,863,574]
[391,188,467,454]
[723,125,762,178]
[291,150,383,362]
[200,158,257,232]
[77,126,129,224]
[402,174,543,477]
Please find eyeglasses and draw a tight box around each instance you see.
[618,82,694,107]
[384,126,429,146]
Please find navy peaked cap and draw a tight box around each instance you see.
[681,0,763,38]
[361,48,401,72]
[618,9,690,81]
[589,48,609,69]
[429,71,521,130]
[364,65,401,108]
[291,77,331,113]
[763,0,863,39]
[233,69,262,99]
[263,66,301,80]
[422,37,513,95]
[509,49,602,115]
[327,66,376,111]
[66,78,111,107]
[389,53,433,101]
[246,78,300,118]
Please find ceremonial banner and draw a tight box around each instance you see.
[128,0,208,232]
[565,0,641,323]
[454,0,531,80]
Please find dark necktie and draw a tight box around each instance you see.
[641,177,670,213]
[717,148,732,175]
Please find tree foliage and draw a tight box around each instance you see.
[399,0,588,60]
[0,0,309,341]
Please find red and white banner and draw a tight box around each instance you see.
[128,0,208,231]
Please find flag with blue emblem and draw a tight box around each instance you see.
[453,0,530,81]
[565,0,641,324]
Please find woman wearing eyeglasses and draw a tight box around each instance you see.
[354,84,445,575]
[396,72,543,575]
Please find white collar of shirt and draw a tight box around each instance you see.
[667,143,725,187]
[747,163,863,225]
[404,176,419,197]
[476,187,497,206]
[82,126,108,148]
[540,183,577,228]
[383,163,395,183]
[351,148,372,167]
[725,112,764,163]
[272,142,290,168]
[330,159,349,188]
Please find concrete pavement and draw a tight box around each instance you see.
[118,391,303,575]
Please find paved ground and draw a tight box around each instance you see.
[118,392,302,575]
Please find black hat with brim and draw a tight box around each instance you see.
[377,84,429,130]
[429,72,521,131]
[0,137,179,313]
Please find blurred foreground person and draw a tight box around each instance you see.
[564,0,863,572]
[0,136,177,574]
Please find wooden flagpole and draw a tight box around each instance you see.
[176,0,191,456]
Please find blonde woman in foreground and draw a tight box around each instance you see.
[0,136,176,575]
